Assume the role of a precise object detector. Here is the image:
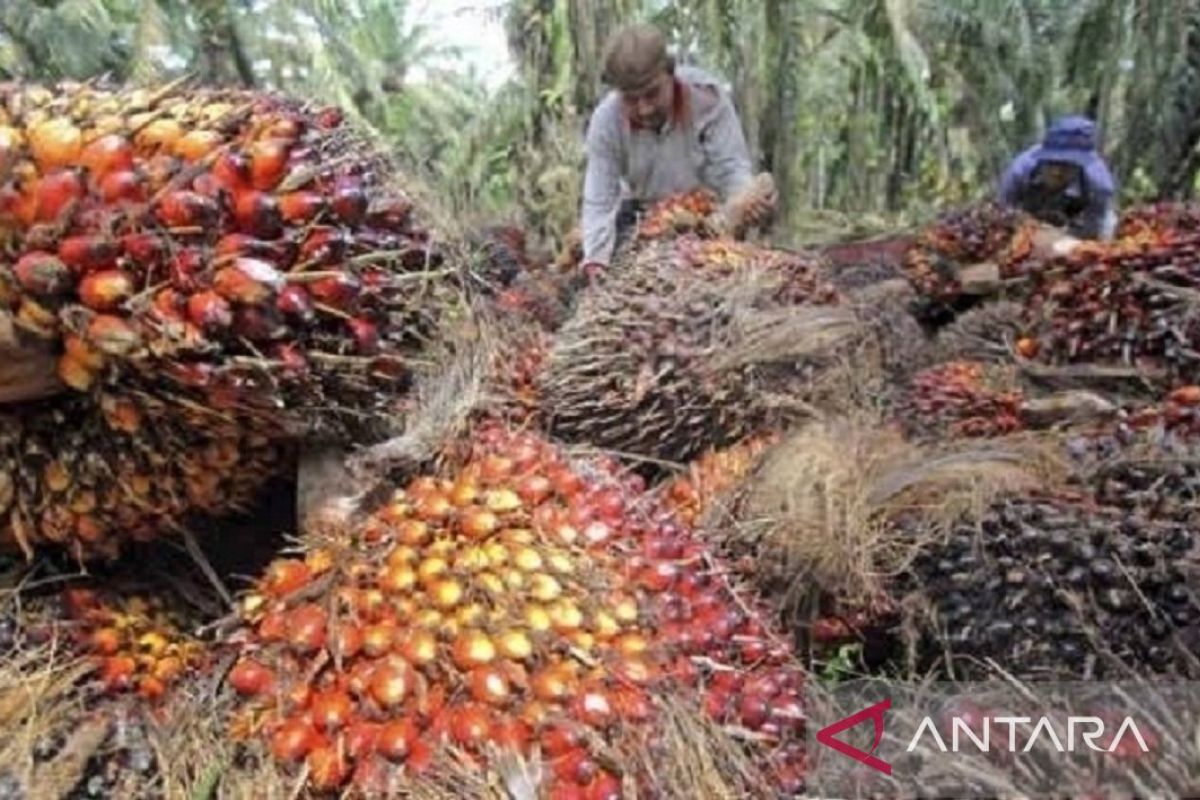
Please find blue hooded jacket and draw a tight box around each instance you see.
[998,115,1117,239]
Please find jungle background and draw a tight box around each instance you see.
[4,0,1199,249]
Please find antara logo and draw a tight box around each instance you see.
[816,698,893,775]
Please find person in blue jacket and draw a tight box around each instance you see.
[998,115,1117,240]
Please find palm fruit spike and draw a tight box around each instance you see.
[0,80,447,429]
[227,423,803,796]
[537,237,845,464]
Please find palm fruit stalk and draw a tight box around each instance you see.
[900,361,1024,439]
[538,236,844,464]
[0,80,452,556]
[225,424,804,796]
[894,492,1199,680]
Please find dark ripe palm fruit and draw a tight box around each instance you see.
[0,80,451,556]
[538,237,846,463]
[897,494,1200,680]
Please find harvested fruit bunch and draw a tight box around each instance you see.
[673,236,841,305]
[0,80,454,554]
[1065,386,1200,521]
[662,433,777,527]
[894,494,1200,680]
[59,585,207,702]
[1116,201,1200,240]
[0,392,283,557]
[226,425,804,796]
[1017,229,1200,380]
[539,241,849,463]
[636,189,719,241]
[901,361,1024,439]
[902,202,1035,303]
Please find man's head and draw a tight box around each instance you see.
[603,24,676,130]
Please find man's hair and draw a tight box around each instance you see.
[602,24,675,92]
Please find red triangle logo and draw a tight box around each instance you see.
[816,697,892,775]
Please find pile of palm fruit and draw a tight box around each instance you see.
[0,80,453,557]
[902,360,1024,438]
[224,424,805,796]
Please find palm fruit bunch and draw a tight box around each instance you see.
[902,202,1036,306]
[1016,226,1200,381]
[0,393,283,558]
[636,190,719,241]
[1116,201,1200,240]
[58,584,206,702]
[900,361,1024,438]
[673,237,841,306]
[224,424,805,796]
[538,239,847,464]
[894,492,1199,680]
[662,433,777,527]
[1064,385,1200,521]
[932,300,1031,363]
[0,80,451,555]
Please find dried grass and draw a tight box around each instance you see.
[722,413,1071,608]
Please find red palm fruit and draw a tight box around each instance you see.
[344,721,381,761]
[308,272,361,310]
[80,134,134,178]
[449,704,493,749]
[491,719,532,754]
[14,252,73,295]
[228,658,275,696]
[368,197,413,231]
[347,317,379,353]
[233,190,283,239]
[187,290,233,332]
[311,689,354,732]
[554,748,599,785]
[585,772,622,800]
[368,662,410,708]
[167,362,213,388]
[276,284,314,321]
[332,176,368,224]
[233,306,283,341]
[65,335,104,371]
[279,191,325,223]
[29,118,82,170]
[169,248,204,292]
[34,170,84,221]
[249,139,290,190]
[121,232,165,266]
[541,724,585,758]
[99,169,146,203]
[58,235,117,273]
[376,718,419,762]
[191,172,224,199]
[79,270,134,311]
[100,655,137,692]
[214,258,280,305]
[87,314,141,356]
[58,353,95,391]
[214,233,293,264]
[212,150,251,190]
[151,287,185,324]
[270,718,318,763]
[316,107,343,129]
[156,190,218,228]
[272,342,307,376]
[299,226,347,266]
[286,604,328,654]
[263,558,312,596]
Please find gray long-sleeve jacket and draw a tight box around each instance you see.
[581,66,755,266]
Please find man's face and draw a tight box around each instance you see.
[621,71,674,130]
[1039,162,1076,192]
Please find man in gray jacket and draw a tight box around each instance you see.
[579,24,777,278]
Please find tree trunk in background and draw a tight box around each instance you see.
[195,0,255,87]
[761,0,799,220]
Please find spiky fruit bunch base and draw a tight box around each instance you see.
[225,425,805,796]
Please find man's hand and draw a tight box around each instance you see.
[724,173,778,234]
[582,262,606,282]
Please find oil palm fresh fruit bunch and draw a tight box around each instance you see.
[538,239,849,464]
[225,424,805,796]
[662,433,778,527]
[901,361,1024,439]
[0,80,455,556]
